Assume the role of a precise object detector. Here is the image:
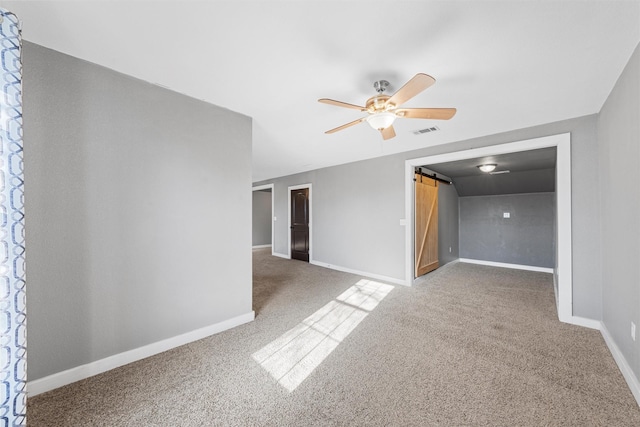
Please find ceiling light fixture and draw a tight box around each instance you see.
[366,112,396,130]
[477,164,497,173]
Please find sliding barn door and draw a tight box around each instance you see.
[415,173,439,277]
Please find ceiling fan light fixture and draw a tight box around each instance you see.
[319,73,455,139]
[478,164,497,173]
[366,112,396,130]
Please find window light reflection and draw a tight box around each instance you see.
[252,279,394,392]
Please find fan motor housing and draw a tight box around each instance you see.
[366,95,395,114]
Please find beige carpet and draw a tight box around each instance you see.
[27,249,640,426]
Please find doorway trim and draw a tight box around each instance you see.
[404,133,574,324]
[252,184,275,256]
[288,183,312,261]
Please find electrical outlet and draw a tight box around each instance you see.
[632,322,636,341]
[503,212,510,218]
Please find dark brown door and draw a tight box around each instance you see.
[291,188,309,262]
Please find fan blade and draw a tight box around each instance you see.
[396,108,457,120]
[318,98,366,111]
[325,117,366,134]
[387,73,436,107]
[380,125,396,140]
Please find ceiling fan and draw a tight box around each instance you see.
[318,73,456,140]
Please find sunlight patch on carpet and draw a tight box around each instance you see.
[252,279,394,392]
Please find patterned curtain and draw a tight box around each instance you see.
[0,8,26,427]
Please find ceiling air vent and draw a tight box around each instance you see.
[413,126,440,135]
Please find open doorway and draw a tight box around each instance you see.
[252,184,274,255]
[418,147,557,274]
[404,133,577,325]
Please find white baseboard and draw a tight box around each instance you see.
[272,252,289,259]
[553,271,559,312]
[601,323,640,407]
[459,258,554,273]
[27,311,255,397]
[567,315,601,330]
[252,244,272,249]
[310,260,405,286]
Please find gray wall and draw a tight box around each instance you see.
[459,193,556,268]
[453,168,556,197]
[23,42,253,381]
[437,179,460,266]
[598,43,639,382]
[270,156,406,280]
[253,190,272,246]
[255,114,601,319]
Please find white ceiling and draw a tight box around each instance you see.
[5,1,640,182]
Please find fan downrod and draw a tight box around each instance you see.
[373,80,390,94]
